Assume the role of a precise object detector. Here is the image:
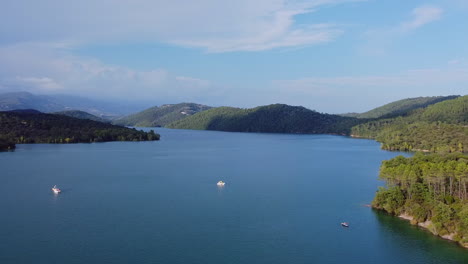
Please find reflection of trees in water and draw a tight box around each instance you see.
[372,209,468,263]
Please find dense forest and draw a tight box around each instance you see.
[113,103,212,127]
[167,104,361,135]
[0,111,159,150]
[351,95,468,153]
[373,153,468,247]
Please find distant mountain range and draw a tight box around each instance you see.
[113,103,212,127]
[0,91,148,118]
[2,91,466,151]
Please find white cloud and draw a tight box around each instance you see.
[400,6,443,32]
[360,5,443,56]
[176,24,341,53]
[0,43,220,103]
[0,0,355,52]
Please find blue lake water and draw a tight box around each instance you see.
[1,128,468,263]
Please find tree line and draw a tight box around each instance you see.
[167,104,361,135]
[351,95,468,154]
[0,111,159,150]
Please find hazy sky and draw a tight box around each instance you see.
[0,0,467,113]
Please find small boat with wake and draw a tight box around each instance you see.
[51,185,61,194]
[217,181,225,186]
[341,222,349,227]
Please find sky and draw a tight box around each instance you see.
[0,0,467,113]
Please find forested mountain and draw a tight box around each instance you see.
[54,110,108,123]
[0,111,159,150]
[167,104,360,135]
[353,96,459,119]
[351,95,468,153]
[113,103,212,127]
[373,153,468,247]
[0,91,147,117]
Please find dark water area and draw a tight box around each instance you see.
[1,128,467,263]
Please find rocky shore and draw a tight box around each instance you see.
[397,213,468,249]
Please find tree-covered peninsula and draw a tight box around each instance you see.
[373,153,468,247]
[0,110,159,149]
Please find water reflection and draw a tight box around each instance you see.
[217,182,225,196]
[373,209,468,263]
[51,191,59,203]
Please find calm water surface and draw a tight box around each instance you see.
[1,128,468,264]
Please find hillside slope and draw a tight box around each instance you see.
[351,95,468,153]
[355,95,459,119]
[113,103,212,127]
[0,92,63,112]
[54,110,109,123]
[167,104,360,135]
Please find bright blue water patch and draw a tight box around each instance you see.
[0,128,467,263]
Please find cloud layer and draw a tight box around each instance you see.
[361,5,444,56]
[0,43,220,103]
[0,1,461,113]
[1,0,350,52]
[0,41,465,113]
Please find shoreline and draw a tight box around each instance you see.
[395,212,468,249]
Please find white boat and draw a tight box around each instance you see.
[217,181,225,186]
[51,185,61,194]
[341,222,349,227]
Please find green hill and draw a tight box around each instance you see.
[167,104,360,135]
[0,111,160,149]
[419,95,468,124]
[113,103,212,127]
[54,110,109,123]
[351,95,468,153]
[355,96,459,119]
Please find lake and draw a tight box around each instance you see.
[1,128,468,263]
